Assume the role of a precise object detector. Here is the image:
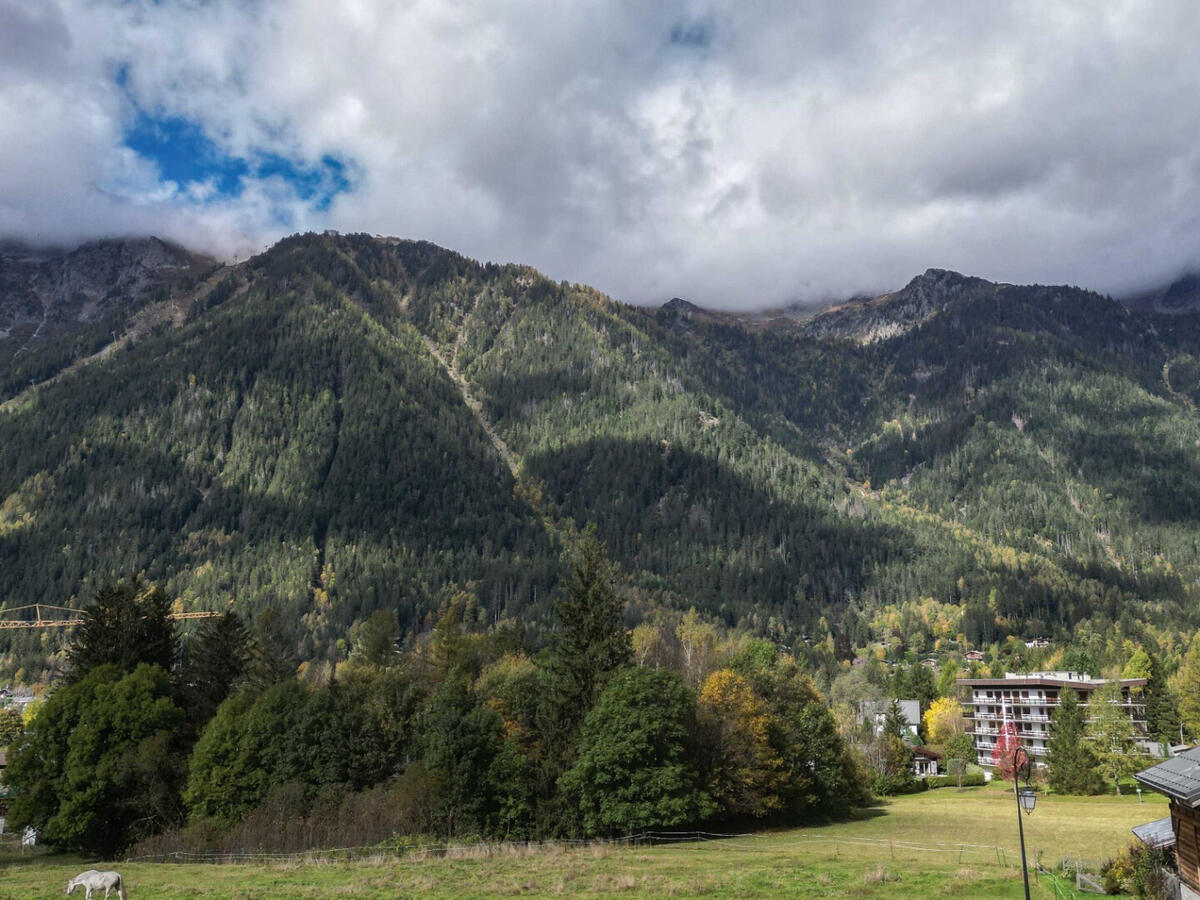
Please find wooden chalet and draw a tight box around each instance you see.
[1135,747,1200,898]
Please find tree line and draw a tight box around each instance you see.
[4,531,868,857]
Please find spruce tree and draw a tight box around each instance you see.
[536,526,632,834]
[1143,651,1182,748]
[244,607,298,691]
[1046,686,1101,794]
[544,526,633,737]
[883,698,910,741]
[1126,647,1181,749]
[67,577,177,682]
[181,611,249,728]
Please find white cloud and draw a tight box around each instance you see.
[2,0,1200,307]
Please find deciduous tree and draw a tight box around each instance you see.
[991,720,1021,780]
[560,667,711,835]
[1087,681,1145,795]
[1174,633,1200,741]
[8,664,185,854]
[698,669,784,819]
[922,697,967,746]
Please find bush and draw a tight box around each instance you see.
[132,768,444,858]
[1101,841,1177,898]
[871,773,924,796]
[923,771,986,789]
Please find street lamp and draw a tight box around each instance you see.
[1012,745,1035,900]
[1018,786,1037,814]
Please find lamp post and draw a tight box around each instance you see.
[1012,745,1036,900]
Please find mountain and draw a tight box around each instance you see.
[1125,271,1200,315]
[2,232,1200,679]
[0,238,216,398]
[800,269,996,342]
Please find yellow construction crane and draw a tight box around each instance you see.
[0,603,222,630]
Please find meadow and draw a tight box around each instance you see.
[0,784,1167,898]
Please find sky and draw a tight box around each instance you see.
[2,1,1200,309]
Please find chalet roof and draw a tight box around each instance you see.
[1135,747,1200,807]
[913,747,943,760]
[1132,817,1176,849]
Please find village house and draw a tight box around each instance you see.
[1134,747,1200,899]
[859,699,921,740]
[912,746,941,777]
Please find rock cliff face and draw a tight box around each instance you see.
[0,237,212,338]
[1125,272,1200,314]
[0,238,216,393]
[800,269,993,343]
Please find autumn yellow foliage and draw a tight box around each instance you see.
[698,669,783,817]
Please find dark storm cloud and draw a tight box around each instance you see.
[2,0,1200,308]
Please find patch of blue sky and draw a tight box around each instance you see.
[124,111,249,196]
[257,153,351,212]
[122,102,353,214]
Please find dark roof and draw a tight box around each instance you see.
[1135,747,1200,806]
[957,676,1145,690]
[913,747,943,759]
[1132,817,1176,849]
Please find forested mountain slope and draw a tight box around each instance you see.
[2,232,1199,677]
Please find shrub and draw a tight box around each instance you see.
[1101,841,1177,898]
[923,772,986,789]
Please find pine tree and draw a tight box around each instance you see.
[1143,652,1182,748]
[1046,686,1101,794]
[181,612,249,728]
[1126,646,1181,748]
[244,608,298,691]
[883,698,910,741]
[67,577,177,682]
[354,609,400,669]
[543,526,633,738]
[535,527,633,835]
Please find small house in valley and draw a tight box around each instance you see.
[860,699,920,739]
[912,747,941,777]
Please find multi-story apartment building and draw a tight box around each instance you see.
[958,671,1148,767]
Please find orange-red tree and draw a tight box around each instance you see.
[991,720,1022,780]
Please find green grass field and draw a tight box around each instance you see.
[0,784,1168,898]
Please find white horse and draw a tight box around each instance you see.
[66,869,125,899]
